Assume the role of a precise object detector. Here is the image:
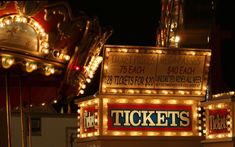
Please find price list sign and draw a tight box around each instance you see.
[100,45,211,96]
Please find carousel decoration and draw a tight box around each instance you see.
[156,0,183,48]
[0,1,112,147]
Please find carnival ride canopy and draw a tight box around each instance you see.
[0,1,112,109]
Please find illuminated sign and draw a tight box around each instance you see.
[108,104,192,131]
[82,106,97,133]
[101,45,211,96]
[209,109,229,134]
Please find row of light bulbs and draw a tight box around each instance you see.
[106,47,211,56]
[78,56,103,95]
[101,88,206,96]
[1,55,56,76]
[0,14,71,62]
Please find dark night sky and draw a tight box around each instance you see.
[69,0,161,46]
[67,0,235,96]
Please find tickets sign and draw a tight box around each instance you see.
[82,106,97,133]
[108,104,192,131]
[208,109,229,134]
[100,45,211,96]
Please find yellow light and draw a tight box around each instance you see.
[77,128,80,132]
[147,132,155,136]
[156,50,162,54]
[151,99,161,104]
[135,99,144,103]
[113,131,121,136]
[217,103,223,108]
[86,78,91,83]
[4,17,12,25]
[41,42,49,48]
[94,132,98,136]
[195,91,202,95]
[208,105,212,109]
[111,89,117,93]
[87,133,93,137]
[118,89,122,93]
[161,90,168,94]
[42,48,49,54]
[79,90,84,94]
[82,84,86,89]
[175,35,180,43]
[127,89,134,94]
[93,99,98,104]
[2,56,14,69]
[208,135,212,139]
[164,132,174,136]
[64,55,70,61]
[181,132,189,136]
[199,132,202,136]
[26,62,37,72]
[0,22,4,28]
[197,107,201,111]
[168,99,177,104]
[88,101,91,105]
[45,66,55,76]
[117,99,127,103]
[103,98,109,103]
[130,131,141,136]
[145,90,151,94]
[178,91,185,95]
[184,100,193,105]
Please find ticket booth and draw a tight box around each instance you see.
[76,45,211,147]
[201,92,235,147]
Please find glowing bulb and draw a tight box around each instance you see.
[2,56,14,69]
[64,55,70,61]
[79,90,84,94]
[26,62,37,72]
[86,78,91,83]
[175,35,180,43]
[45,66,54,76]
[42,48,49,54]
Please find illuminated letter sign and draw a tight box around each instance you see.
[108,104,192,131]
[209,109,229,134]
[83,106,97,133]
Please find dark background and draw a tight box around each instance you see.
[69,0,161,46]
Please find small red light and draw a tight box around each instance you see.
[73,65,80,71]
